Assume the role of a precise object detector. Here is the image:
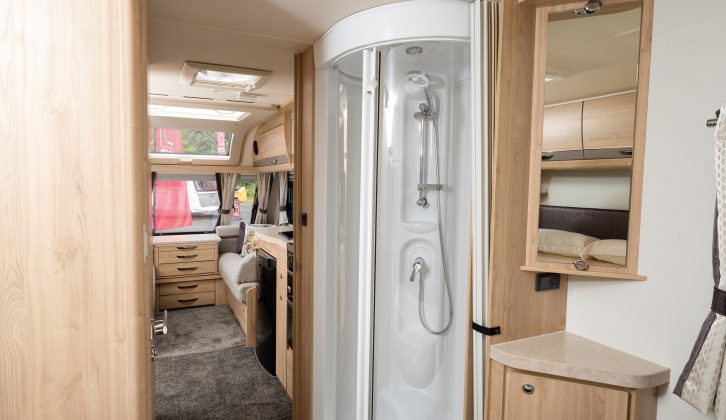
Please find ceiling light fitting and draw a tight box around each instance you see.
[180,61,272,93]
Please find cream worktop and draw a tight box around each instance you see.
[490,331,670,389]
[252,225,293,249]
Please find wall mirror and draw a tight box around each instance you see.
[523,0,652,280]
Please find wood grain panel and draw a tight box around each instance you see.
[286,348,294,398]
[156,248,215,264]
[276,266,288,389]
[582,92,637,150]
[624,0,653,273]
[542,102,583,152]
[630,387,658,420]
[293,46,315,420]
[255,124,288,164]
[486,1,569,416]
[226,287,258,347]
[504,370,630,420]
[159,291,215,310]
[155,243,215,253]
[0,0,152,418]
[541,157,632,171]
[157,260,217,278]
[158,280,215,296]
[490,0,568,350]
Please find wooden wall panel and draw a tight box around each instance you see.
[0,1,152,419]
[293,46,315,420]
[485,0,568,415]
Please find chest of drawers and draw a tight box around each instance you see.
[152,235,224,311]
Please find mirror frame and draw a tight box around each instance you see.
[522,0,653,281]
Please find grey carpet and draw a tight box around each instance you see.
[155,346,292,420]
[155,306,246,358]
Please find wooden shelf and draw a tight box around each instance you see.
[541,158,632,171]
[521,265,647,281]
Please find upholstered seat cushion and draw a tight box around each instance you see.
[219,252,257,285]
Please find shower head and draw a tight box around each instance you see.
[405,70,430,88]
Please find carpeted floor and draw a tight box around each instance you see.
[155,306,246,358]
[155,306,291,420]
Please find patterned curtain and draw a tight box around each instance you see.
[218,173,238,225]
[254,173,273,224]
[675,105,726,416]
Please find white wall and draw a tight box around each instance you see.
[541,169,632,210]
[565,1,726,419]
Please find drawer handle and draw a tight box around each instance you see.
[176,254,198,259]
[522,384,535,395]
[176,245,198,250]
[177,298,199,303]
[177,284,199,290]
[177,267,199,271]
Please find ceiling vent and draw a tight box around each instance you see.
[180,62,272,93]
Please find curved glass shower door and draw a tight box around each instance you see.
[330,40,471,420]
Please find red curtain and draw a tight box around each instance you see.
[155,180,192,231]
[152,128,192,231]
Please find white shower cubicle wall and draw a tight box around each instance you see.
[311,1,490,419]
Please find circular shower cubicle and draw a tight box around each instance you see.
[315,1,478,419]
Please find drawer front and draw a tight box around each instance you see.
[504,370,629,420]
[157,248,215,264]
[157,260,217,278]
[159,291,215,309]
[159,280,215,296]
[156,243,216,254]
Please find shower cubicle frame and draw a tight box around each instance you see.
[311,1,491,419]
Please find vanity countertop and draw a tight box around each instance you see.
[152,233,221,245]
[253,225,293,248]
[490,331,670,389]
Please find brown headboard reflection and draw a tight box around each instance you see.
[539,205,629,240]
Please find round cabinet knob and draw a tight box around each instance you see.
[573,258,589,271]
[522,384,535,395]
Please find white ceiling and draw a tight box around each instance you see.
[545,5,642,105]
[147,0,403,106]
[147,0,404,165]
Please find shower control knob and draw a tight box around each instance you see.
[522,384,535,395]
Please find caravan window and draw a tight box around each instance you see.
[230,176,257,225]
[152,174,220,235]
[149,128,233,158]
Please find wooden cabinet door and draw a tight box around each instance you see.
[542,102,584,160]
[582,92,637,151]
[254,124,289,166]
[504,371,630,420]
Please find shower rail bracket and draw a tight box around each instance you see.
[472,322,501,336]
[417,183,444,192]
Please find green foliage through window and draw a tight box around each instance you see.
[149,129,233,156]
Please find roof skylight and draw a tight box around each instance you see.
[148,105,249,122]
[180,61,272,93]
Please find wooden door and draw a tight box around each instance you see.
[0,1,153,419]
[504,371,630,420]
[582,92,637,151]
[542,101,584,160]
